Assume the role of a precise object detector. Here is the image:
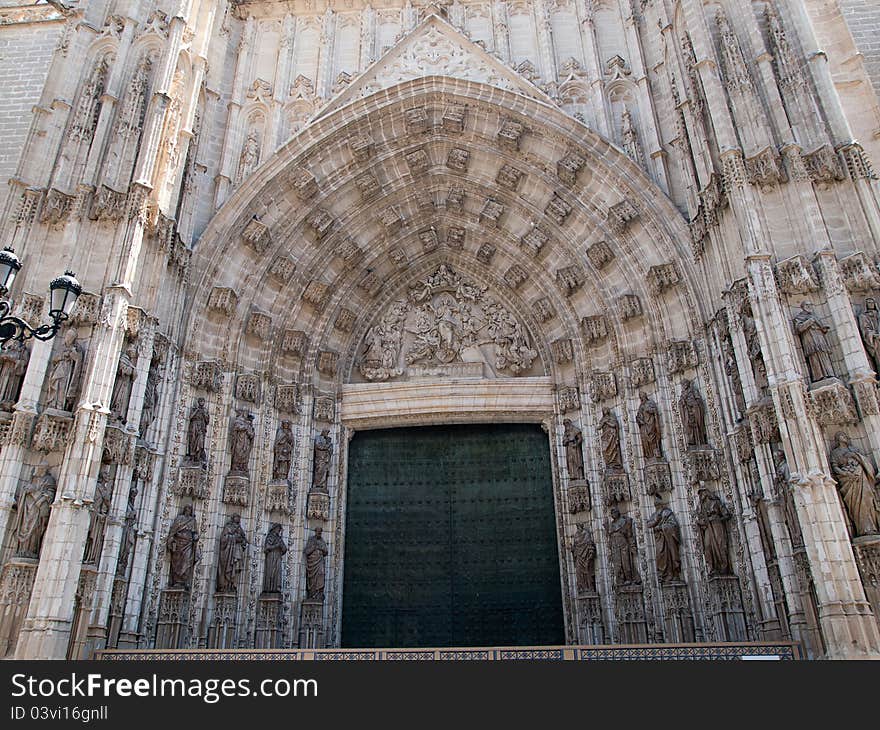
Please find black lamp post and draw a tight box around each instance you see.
[0,247,81,346]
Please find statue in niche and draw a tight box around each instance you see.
[84,464,113,564]
[598,408,623,470]
[216,514,248,593]
[117,486,138,577]
[262,523,287,594]
[186,398,209,466]
[636,392,663,460]
[793,301,835,382]
[359,301,407,381]
[829,432,880,537]
[46,328,85,411]
[562,419,585,480]
[109,340,138,423]
[646,497,682,582]
[13,464,56,559]
[311,429,332,493]
[228,408,255,476]
[773,446,803,548]
[0,339,29,410]
[304,526,329,601]
[679,378,708,447]
[607,506,640,586]
[167,504,199,588]
[237,127,261,182]
[722,335,746,415]
[696,487,732,576]
[139,358,161,435]
[742,305,768,389]
[272,420,295,482]
[570,523,596,594]
[858,297,880,375]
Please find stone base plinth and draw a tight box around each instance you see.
[614,584,647,644]
[155,588,190,650]
[576,593,604,645]
[0,558,37,658]
[299,599,324,649]
[853,535,880,633]
[307,492,330,521]
[807,378,857,425]
[708,575,747,642]
[567,480,591,513]
[686,447,719,481]
[31,408,73,453]
[660,580,695,643]
[208,592,238,649]
[222,475,249,506]
[255,594,284,649]
[604,471,630,504]
[265,479,291,513]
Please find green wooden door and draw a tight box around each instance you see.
[341,423,564,648]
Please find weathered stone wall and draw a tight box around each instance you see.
[841,0,880,94]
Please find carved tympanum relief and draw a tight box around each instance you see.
[356,265,541,381]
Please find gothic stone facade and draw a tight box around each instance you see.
[0,0,880,659]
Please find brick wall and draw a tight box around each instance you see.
[841,0,880,95]
[0,17,62,205]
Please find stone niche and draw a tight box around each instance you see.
[354,265,543,382]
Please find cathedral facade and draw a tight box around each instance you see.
[1,0,880,659]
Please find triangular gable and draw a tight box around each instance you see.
[316,13,556,118]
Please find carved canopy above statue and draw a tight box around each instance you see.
[355,264,543,382]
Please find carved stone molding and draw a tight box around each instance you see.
[567,481,591,514]
[207,287,238,317]
[246,310,271,341]
[307,492,330,521]
[307,209,335,239]
[241,217,270,254]
[291,167,318,199]
[557,386,580,413]
[355,172,381,200]
[418,227,439,251]
[648,263,680,294]
[644,460,672,496]
[317,351,339,377]
[265,480,291,514]
[281,330,308,357]
[590,372,617,403]
[607,199,639,234]
[31,409,73,453]
[686,447,719,482]
[192,360,222,392]
[269,256,296,282]
[302,281,329,310]
[404,106,428,134]
[557,151,585,186]
[442,103,467,133]
[476,242,496,264]
[174,466,208,499]
[839,252,880,292]
[479,198,504,227]
[617,294,642,321]
[545,194,572,225]
[445,147,469,171]
[775,255,819,295]
[405,148,430,174]
[582,315,608,345]
[666,340,699,374]
[497,117,525,150]
[556,264,585,296]
[348,133,374,162]
[551,338,574,364]
[808,380,857,425]
[379,205,404,233]
[532,297,556,323]
[446,226,465,248]
[235,374,261,404]
[496,164,524,190]
[445,187,464,211]
[586,241,614,270]
[103,424,134,465]
[630,357,655,388]
[504,265,528,289]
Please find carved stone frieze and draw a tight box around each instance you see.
[618,294,642,321]
[568,481,591,514]
[313,395,335,423]
[265,481,291,514]
[590,372,617,403]
[355,172,381,200]
[604,472,631,505]
[644,461,672,496]
[504,265,528,289]
[445,147,469,171]
[545,194,572,224]
[442,103,466,133]
[581,315,608,345]
[666,340,699,374]
[479,198,504,227]
[803,145,844,185]
[317,350,339,377]
[222,475,249,506]
[775,255,819,295]
[745,147,787,189]
[852,379,880,418]
[476,243,496,264]
[607,199,639,234]
[241,217,270,254]
[446,226,465,248]
[269,256,296,281]
[551,338,574,364]
[291,167,318,199]
[405,148,430,174]
[496,164,524,190]
[307,492,330,521]
[445,187,464,211]
[207,287,238,317]
[302,281,329,310]
[192,360,222,392]
[281,330,308,357]
[418,227,439,252]
[556,264,585,296]
[686,447,719,482]
[586,241,614,270]
[40,188,75,226]
[839,252,880,292]
[307,209,335,239]
[134,446,157,482]
[748,399,778,444]
[66,291,97,326]
[30,409,72,453]
[102,424,134,464]
[732,424,753,464]
[557,151,585,186]
[274,384,298,414]
[379,205,404,233]
[348,132,374,161]
[334,308,356,333]
[520,227,549,256]
[16,293,46,326]
[497,117,525,150]
[532,297,556,323]
[629,357,655,388]
[557,386,580,413]
[404,106,428,134]
[246,310,271,341]
[235,373,261,404]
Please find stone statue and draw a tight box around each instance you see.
[304,526,329,601]
[272,420,295,482]
[646,497,682,582]
[139,359,161,434]
[773,446,803,548]
[742,306,767,385]
[636,392,662,460]
[793,301,835,382]
[562,419,584,480]
[696,487,732,576]
[311,428,332,493]
[46,328,85,411]
[229,408,255,475]
[723,335,746,415]
[608,506,640,586]
[117,486,138,577]
[829,432,880,537]
[186,398,209,466]
[679,379,708,447]
[238,127,261,182]
[598,408,623,470]
[83,464,113,564]
[570,523,596,594]
[109,340,137,423]
[167,504,199,588]
[858,297,880,375]
[262,523,287,594]
[216,514,248,593]
[0,339,29,410]
[13,464,56,558]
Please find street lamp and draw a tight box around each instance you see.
[0,247,81,346]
